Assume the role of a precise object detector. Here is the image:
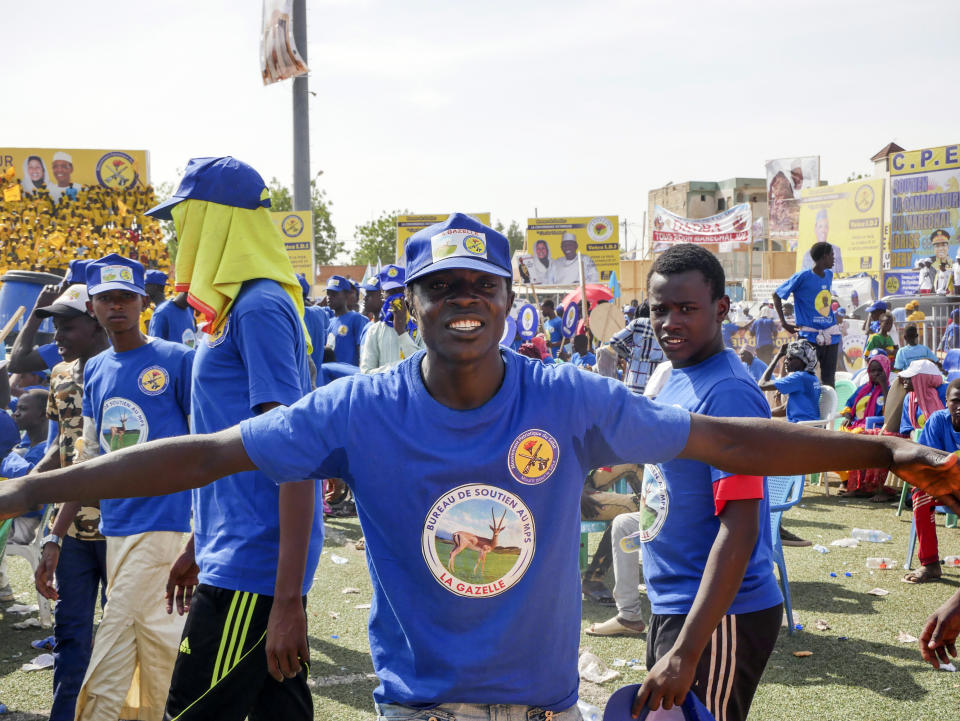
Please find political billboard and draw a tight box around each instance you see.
[396,213,491,264]
[795,179,884,275]
[765,156,820,248]
[522,216,620,284]
[651,204,751,252]
[0,147,149,201]
[271,211,314,278]
[888,143,960,271]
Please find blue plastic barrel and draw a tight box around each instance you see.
[0,270,63,338]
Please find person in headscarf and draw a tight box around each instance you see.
[840,353,899,498]
[527,239,552,284]
[21,154,48,193]
[898,360,946,434]
[759,340,821,423]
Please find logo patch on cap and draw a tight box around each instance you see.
[101,265,134,284]
[387,267,399,277]
[431,229,488,263]
[66,288,81,300]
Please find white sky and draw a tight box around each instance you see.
[5,0,959,260]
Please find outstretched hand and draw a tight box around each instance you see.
[889,443,960,514]
[920,589,960,668]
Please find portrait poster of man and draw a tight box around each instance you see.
[765,156,820,249]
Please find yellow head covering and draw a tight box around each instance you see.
[171,199,311,352]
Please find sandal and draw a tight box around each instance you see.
[903,565,943,584]
[586,616,646,636]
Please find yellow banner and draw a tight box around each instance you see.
[795,180,884,276]
[396,213,491,263]
[0,147,149,195]
[523,216,620,284]
[271,211,314,279]
[889,143,960,176]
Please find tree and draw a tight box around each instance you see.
[495,219,525,256]
[352,210,407,266]
[846,171,866,182]
[267,174,342,264]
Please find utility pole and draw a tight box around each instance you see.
[292,0,310,212]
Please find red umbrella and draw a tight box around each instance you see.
[561,284,615,312]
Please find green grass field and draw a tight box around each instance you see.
[434,539,519,583]
[3,489,960,720]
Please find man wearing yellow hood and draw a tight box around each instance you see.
[141,157,318,721]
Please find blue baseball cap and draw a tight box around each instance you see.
[296,273,312,299]
[360,274,381,292]
[63,259,89,285]
[145,269,168,286]
[86,254,146,296]
[145,156,271,220]
[604,685,716,721]
[866,300,888,313]
[326,275,351,292]
[404,213,512,285]
[380,264,405,291]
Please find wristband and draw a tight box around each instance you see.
[41,534,63,549]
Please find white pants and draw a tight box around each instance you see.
[611,512,647,623]
[75,531,186,721]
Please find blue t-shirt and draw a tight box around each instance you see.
[544,316,563,358]
[37,342,63,369]
[752,317,776,347]
[82,339,194,536]
[239,349,690,711]
[918,409,960,452]
[326,311,368,366]
[148,299,197,348]
[0,451,31,479]
[571,351,596,367]
[638,349,782,616]
[303,305,328,376]
[191,279,320,597]
[746,357,767,382]
[23,440,48,466]
[776,270,839,344]
[773,371,821,423]
[894,344,938,371]
[900,385,948,434]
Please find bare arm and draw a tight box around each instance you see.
[680,414,960,512]
[0,427,254,520]
[758,345,788,389]
[0,360,9,410]
[9,284,61,373]
[635,499,759,712]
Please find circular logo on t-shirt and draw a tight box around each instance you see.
[814,289,832,317]
[633,465,669,543]
[421,484,535,598]
[337,324,348,336]
[100,398,149,453]
[138,365,169,396]
[507,429,559,485]
[182,328,196,348]
[206,317,230,348]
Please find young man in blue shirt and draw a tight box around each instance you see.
[4,221,960,720]
[74,254,194,721]
[774,241,841,387]
[541,299,563,358]
[324,275,368,365]
[149,290,197,349]
[895,324,941,373]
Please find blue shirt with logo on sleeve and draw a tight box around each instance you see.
[638,349,782,616]
[82,338,194,536]
[239,349,691,711]
[191,279,320,597]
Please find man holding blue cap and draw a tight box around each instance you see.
[7,215,960,719]
[359,265,423,373]
[324,275,368,366]
[73,254,194,721]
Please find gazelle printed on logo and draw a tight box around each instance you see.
[421,484,535,598]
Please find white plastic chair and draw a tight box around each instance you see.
[796,385,839,495]
[5,505,54,627]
